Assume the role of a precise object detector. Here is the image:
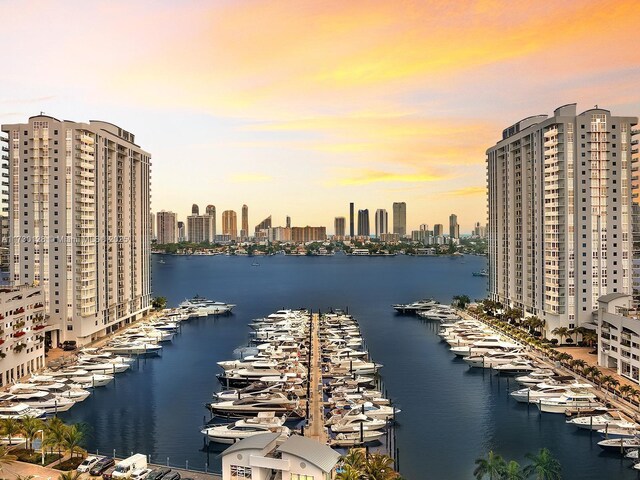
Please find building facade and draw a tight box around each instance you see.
[393,202,406,237]
[357,209,369,237]
[1,115,152,345]
[241,204,248,240]
[156,211,177,245]
[291,226,326,243]
[177,221,185,242]
[449,213,460,240]
[254,215,271,235]
[222,210,238,239]
[433,224,444,237]
[487,104,638,334]
[349,202,355,238]
[375,209,388,238]
[334,216,346,238]
[0,285,47,386]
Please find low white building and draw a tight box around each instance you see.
[221,433,340,480]
[597,293,640,383]
[0,285,47,386]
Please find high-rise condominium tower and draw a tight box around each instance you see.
[1,115,151,345]
[334,217,346,237]
[241,204,248,240]
[286,216,291,229]
[487,104,637,334]
[375,209,388,237]
[222,210,238,239]
[393,202,406,237]
[449,214,459,240]
[187,204,215,243]
[349,203,355,238]
[157,211,177,244]
[206,204,216,239]
[357,209,370,237]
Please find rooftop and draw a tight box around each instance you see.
[277,435,341,473]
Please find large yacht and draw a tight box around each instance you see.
[208,393,300,418]
[200,412,290,444]
[179,296,235,315]
[536,391,601,414]
[0,391,75,414]
[0,401,47,419]
[392,299,439,314]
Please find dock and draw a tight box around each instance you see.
[305,312,327,443]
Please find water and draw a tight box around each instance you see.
[60,254,637,479]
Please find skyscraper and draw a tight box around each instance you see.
[187,204,214,243]
[374,209,388,237]
[150,212,156,241]
[334,217,346,237]
[349,202,355,238]
[241,204,248,240]
[487,104,637,334]
[286,216,291,228]
[206,204,217,239]
[255,215,272,234]
[157,211,178,244]
[1,115,151,345]
[222,210,238,239]
[433,224,444,237]
[449,214,459,240]
[393,202,406,237]
[357,209,370,237]
[177,221,186,242]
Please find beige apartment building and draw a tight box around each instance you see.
[487,104,638,335]
[1,115,152,345]
[187,204,215,243]
[156,210,177,244]
[222,210,238,239]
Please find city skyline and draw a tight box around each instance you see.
[2,1,640,230]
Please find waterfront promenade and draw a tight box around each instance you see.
[305,312,327,443]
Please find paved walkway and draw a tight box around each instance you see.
[305,313,327,443]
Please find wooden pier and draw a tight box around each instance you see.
[305,312,327,443]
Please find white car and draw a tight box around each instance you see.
[131,468,152,480]
[77,456,102,473]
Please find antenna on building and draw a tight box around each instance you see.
[40,111,45,115]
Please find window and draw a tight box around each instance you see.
[290,475,314,480]
[230,466,252,479]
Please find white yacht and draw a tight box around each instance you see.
[0,391,75,414]
[510,382,592,403]
[450,338,520,358]
[10,382,90,402]
[179,296,235,315]
[73,361,130,374]
[200,412,290,444]
[329,413,387,433]
[536,391,601,414]
[0,401,46,419]
[514,370,557,386]
[328,402,400,422]
[566,413,638,431]
[32,371,113,387]
[104,342,162,356]
[208,393,300,418]
[493,360,537,374]
[464,352,526,368]
[331,431,385,447]
[392,299,439,314]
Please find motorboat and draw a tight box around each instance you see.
[597,437,640,452]
[328,402,400,422]
[450,338,520,358]
[464,351,526,368]
[10,382,91,402]
[536,391,601,414]
[32,371,114,387]
[0,401,47,419]
[392,299,439,314]
[331,431,385,447]
[493,360,537,374]
[73,361,130,374]
[103,342,162,356]
[511,382,592,404]
[329,413,387,433]
[179,296,235,315]
[0,391,75,414]
[207,393,300,418]
[597,425,640,439]
[213,382,294,402]
[515,370,557,386]
[566,413,638,431]
[200,412,290,444]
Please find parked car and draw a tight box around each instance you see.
[89,457,115,476]
[145,468,172,480]
[102,465,117,480]
[77,455,102,473]
[131,468,152,480]
[161,472,180,480]
[62,340,77,351]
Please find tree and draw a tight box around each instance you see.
[523,448,561,480]
[20,416,44,451]
[568,359,587,372]
[342,449,366,471]
[582,366,602,385]
[151,297,167,310]
[62,423,87,459]
[551,327,570,346]
[555,352,573,365]
[600,375,619,396]
[337,464,362,480]
[363,453,399,480]
[501,461,525,480]
[474,451,506,480]
[57,472,83,480]
[582,330,597,348]
[453,295,471,309]
[620,384,634,405]
[45,417,67,458]
[1,418,21,445]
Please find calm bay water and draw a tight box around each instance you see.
[61,254,635,479]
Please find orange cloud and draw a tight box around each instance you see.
[336,168,447,186]
[444,186,486,197]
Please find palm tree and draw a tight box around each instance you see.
[20,416,44,452]
[582,330,597,348]
[600,375,619,397]
[336,464,362,480]
[62,423,86,459]
[45,417,68,458]
[551,327,570,346]
[555,352,573,365]
[620,384,634,405]
[523,448,561,480]
[342,448,366,471]
[363,453,399,480]
[474,451,506,480]
[583,366,603,386]
[501,460,525,480]
[568,359,587,372]
[0,446,16,478]
[57,472,82,480]
[0,418,21,445]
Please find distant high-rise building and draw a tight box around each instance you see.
[2,115,152,345]
[291,226,326,243]
[222,210,238,239]
[157,211,178,244]
[393,202,406,236]
[150,212,156,241]
[349,203,355,238]
[357,209,370,237]
[206,205,217,239]
[255,215,272,235]
[187,204,215,243]
[374,209,388,238]
[241,204,249,240]
[177,221,186,242]
[433,224,444,237]
[449,214,460,239]
[488,103,636,334]
[286,216,291,228]
[334,217,346,237]
[473,221,487,238]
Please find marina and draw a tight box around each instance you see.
[56,254,639,479]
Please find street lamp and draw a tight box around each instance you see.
[36,429,44,466]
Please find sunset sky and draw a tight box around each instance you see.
[2,0,640,232]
